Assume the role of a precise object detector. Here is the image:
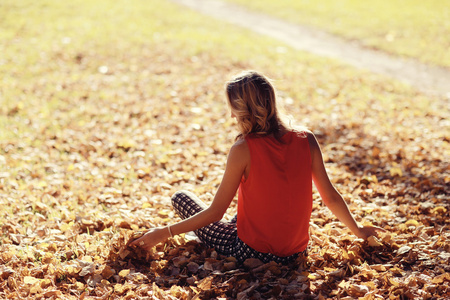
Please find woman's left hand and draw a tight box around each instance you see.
[129,227,170,251]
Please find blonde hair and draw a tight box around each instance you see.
[226,71,288,141]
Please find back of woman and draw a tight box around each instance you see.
[238,131,313,257]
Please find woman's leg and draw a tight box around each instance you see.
[233,237,307,264]
[171,191,306,264]
[171,190,237,256]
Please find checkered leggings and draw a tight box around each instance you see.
[171,190,304,264]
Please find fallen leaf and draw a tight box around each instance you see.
[198,276,213,290]
[397,246,412,255]
[24,276,40,285]
[119,269,130,278]
[367,236,383,247]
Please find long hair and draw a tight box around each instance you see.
[225,71,289,141]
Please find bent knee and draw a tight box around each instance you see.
[171,190,191,206]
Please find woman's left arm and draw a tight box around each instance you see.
[130,140,248,251]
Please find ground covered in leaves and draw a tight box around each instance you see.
[0,0,449,299]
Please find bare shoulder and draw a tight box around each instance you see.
[230,138,249,156]
[226,138,249,168]
[303,130,318,147]
[303,130,321,162]
[227,139,250,176]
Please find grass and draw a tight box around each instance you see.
[224,0,450,68]
[0,0,448,298]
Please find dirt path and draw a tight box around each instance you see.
[171,0,450,98]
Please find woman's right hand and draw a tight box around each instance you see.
[129,227,170,251]
[355,225,386,240]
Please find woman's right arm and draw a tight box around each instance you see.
[306,132,384,239]
[130,139,248,250]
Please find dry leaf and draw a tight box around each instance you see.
[367,236,383,247]
[243,258,263,269]
[197,276,213,290]
[0,266,14,279]
[431,273,450,284]
[119,269,130,278]
[397,245,412,255]
[24,276,40,285]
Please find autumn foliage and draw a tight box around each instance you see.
[0,0,449,299]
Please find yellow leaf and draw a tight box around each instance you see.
[308,273,321,280]
[43,290,62,297]
[74,282,85,290]
[404,219,419,227]
[153,282,168,298]
[158,210,170,218]
[66,266,77,276]
[37,242,49,250]
[432,206,447,214]
[40,279,52,289]
[367,236,383,247]
[42,252,54,264]
[116,139,136,150]
[432,273,450,284]
[338,280,350,289]
[347,250,356,260]
[30,285,42,294]
[142,202,152,209]
[114,284,126,294]
[388,276,400,286]
[381,233,393,244]
[24,276,40,285]
[82,256,93,262]
[197,276,213,290]
[60,222,74,232]
[38,181,48,188]
[370,264,386,272]
[389,167,403,177]
[119,269,130,278]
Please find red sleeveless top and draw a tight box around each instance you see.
[237,131,312,257]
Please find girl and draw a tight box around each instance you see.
[130,71,384,264]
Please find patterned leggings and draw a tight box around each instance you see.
[171,190,305,264]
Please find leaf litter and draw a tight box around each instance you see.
[0,1,449,299]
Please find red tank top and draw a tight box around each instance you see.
[237,131,312,257]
